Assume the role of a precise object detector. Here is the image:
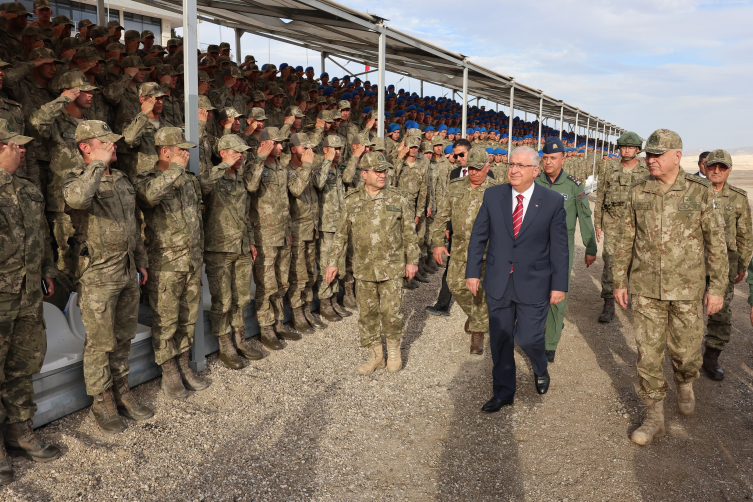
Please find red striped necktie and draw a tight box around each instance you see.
[511,194,524,272]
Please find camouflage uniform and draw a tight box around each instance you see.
[120,82,168,180]
[103,57,148,133]
[0,91,28,181]
[199,136,255,338]
[134,129,203,365]
[0,126,55,424]
[198,95,217,173]
[490,162,508,184]
[62,121,148,396]
[329,153,420,347]
[395,142,429,259]
[612,130,728,401]
[594,157,649,299]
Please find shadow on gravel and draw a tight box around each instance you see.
[437,357,524,501]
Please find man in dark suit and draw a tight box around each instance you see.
[466,146,569,413]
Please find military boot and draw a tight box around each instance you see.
[464,317,471,334]
[0,429,13,485]
[332,300,352,318]
[260,325,284,350]
[233,327,264,361]
[177,351,209,391]
[343,281,358,309]
[386,339,403,373]
[113,378,154,421]
[409,278,421,289]
[598,298,615,323]
[90,389,127,434]
[357,344,386,375]
[415,259,430,283]
[702,347,724,380]
[425,256,439,273]
[677,382,695,416]
[403,277,418,290]
[304,302,326,329]
[292,306,315,335]
[5,420,61,462]
[160,357,188,400]
[470,332,484,355]
[318,297,342,322]
[275,320,302,341]
[630,398,666,446]
[218,333,245,369]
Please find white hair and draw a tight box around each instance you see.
[510,146,540,167]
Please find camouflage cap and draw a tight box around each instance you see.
[430,135,446,146]
[314,96,327,105]
[217,134,251,152]
[200,56,217,67]
[217,55,231,65]
[251,90,265,102]
[318,110,333,123]
[466,147,489,169]
[29,47,61,62]
[106,20,124,31]
[154,127,196,148]
[167,38,179,47]
[174,63,184,75]
[142,56,162,67]
[249,107,267,121]
[124,29,141,40]
[331,109,342,120]
[406,128,422,138]
[371,137,386,152]
[141,30,155,38]
[0,118,33,145]
[218,107,243,121]
[22,25,49,40]
[120,55,150,70]
[219,42,230,50]
[4,2,30,16]
[337,99,351,110]
[259,127,288,142]
[75,120,122,143]
[705,149,732,168]
[60,37,80,50]
[90,26,109,38]
[360,151,391,172]
[327,97,337,106]
[33,0,51,9]
[245,64,259,72]
[149,45,166,54]
[322,135,343,148]
[404,136,421,148]
[420,141,433,153]
[139,82,166,98]
[198,95,215,110]
[269,85,285,96]
[264,63,277,72]
[58,69,98,91]
[78,19,94,29]
[230,66,244,79]
[51,15,74,27]
[289,133,315,148]
[206,44,220,53]
[155,64,175,77]
[197,70,212,82]
[75,46,104,62]
[285,74,299,83]
[295,92,311,103]
[358,132,375,146]
[105,42,126,53]
[644,129,682,155]
[284,106,304,118]
[244,55,256,63]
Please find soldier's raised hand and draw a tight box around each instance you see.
[140,96,156,115]
[324,147,336,161]
[284,115,295,125]
[365,117,376,129]
[124,67,139,78]
[257,140,275,158]
[302,148,314,164]
[315,118,326,130]
[352,143,366,158]
[33,57,54,67]
[0,142,21,174]
[397,142,409,159]
[159,74,172,85]
[243,119,257,136]
[61,88,81,101]
[173,149,190,168]
[224,150,243,167]
[220,118,234,130]
[198,108,209,123]
[60,48,77,62]
[90,142,116,165]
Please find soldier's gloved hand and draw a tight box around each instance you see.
[0,142,22,174]
[405,264,418,281]
[61,88,81,102]
[325,266,338,284]
[704,293,724,316]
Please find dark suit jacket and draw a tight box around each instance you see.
[466,182,569,303]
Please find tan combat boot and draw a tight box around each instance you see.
[177,351,209,391]
[90,389,127,434]
[332,299,352,318]
[630,398,666,446]
[386,339,402,373]
[470,332,484,355]
[677,382,696,416]
[160,357,188,400]
[218,332,245,369]
[260,325,284,350]
[0,428,13,485]
[343,281,358,309]
[5,419,61,462]
[233,327,264,361]
[357,344,386,375]
[304,302,326,329]
[292,306,314,335]
[318,297,342,322]
[113,378,154,421]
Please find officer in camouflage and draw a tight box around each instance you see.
[0,122,61,484]
[432,147,497,355]
[326,152,420,374]
[612,129,728,446]
[121,82,167,180]
[62,120,154,434]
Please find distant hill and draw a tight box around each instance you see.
[684,146,753,157]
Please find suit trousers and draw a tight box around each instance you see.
[487,274,549,401]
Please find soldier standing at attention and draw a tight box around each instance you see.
[612,129,728,446]
[326,152,419,374]
[0,125,61,484]
[134,128,209,400]
[701,149,753,380]
[594,132,648,323]
[62,121,154,434]
[535,137,597,363]
[432,147,497,354]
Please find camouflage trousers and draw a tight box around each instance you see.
[80,272,140,396]
[632,295,704,401]
[600,214,632,299]
[446,259,488,332]
[316,231,345,300]
[0,286,45,424]
[425,215,435,253]
[356,278,403,347]
[253,245,290,327]
[46,211,75,280]
[146,268,201,365]
[416,215,427,258]
[205,252,253,337]
[705,279,735,351]
[344,234,355,283]
[288,239,317,309]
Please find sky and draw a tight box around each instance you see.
[184,0,753,150]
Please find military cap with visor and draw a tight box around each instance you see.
[360,152,391,172]
[124,29,141,40]
[249,107,267,121]
[51,14,74,27]
[155,127,196,149]
[542,136,565,155]
[705,149,732,168]
[0,118,33,145]
[284,106,304,118]
[322,135,343,148]
[139,82,167,98]
[33,0,51,9]
[644,129,682,154]
[121,55,151,70]
[58,70,98,91]
[75,120,122,143]
[141,30,155,38]
[198,95,215,110]
[167,38,179,47]
[4,2,31,16]
[218,107,244,121]
[106,20,124,30]
[206,44,220,53]
[21,26,49,40]
[217,134,251,152]
[404,136,421,148]
[90,26,109,38]
[289,133,316,148]
[466,147,489,169]
[75,46,104,61]
[29,47,60,62]
[259,127,289,142]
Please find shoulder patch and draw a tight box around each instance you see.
[567,174,582,186]
[730,185,747,197]
[685,173,712,187]
[630,175,651,188]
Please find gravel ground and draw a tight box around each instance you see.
[4,196,753,501]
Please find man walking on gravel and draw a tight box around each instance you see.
[612,129,728,446]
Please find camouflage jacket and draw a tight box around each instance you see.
[121,112,166,181]
[594,159,649,231]
[62,162,148,283]
[429,156,452,213]
[711,183,753,278]
[134,163,204,272]
[317,158,348,233]
[104,77,141,133]
[0,32,23,66]
[199,161,254,255]
[385,136,398,166]
[9,74,55,170]
[287,158,328,242]
[245,156,291,247]
[0,170,55,295]
[265,106,284,129]
[431,175,498,263]
[30,95,82,212]
[612,170,728,300]
[337,121,359,165]
[490,162,508,184]
[395,154,429,216]
[0,96,31,180]
[198,121,216,174]
[330,186,420,281]
[160,92,184,128]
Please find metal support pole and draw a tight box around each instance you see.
[592,121,600,177]
[97,0,106,25]
[320,51,326,74]
[584,115,590,161]
[507,83,515,154]
[537,96,543,151]
[558,104,564,139]
[573,111,579,151]
[607,127,612,155]
[183,0,205,372]
[461,65,468,138]
[377,28,386,139]
[420,80,423,97]
[234,28,243,65]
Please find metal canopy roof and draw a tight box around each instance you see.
[136,0,623,136]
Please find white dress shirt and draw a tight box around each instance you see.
[511,183,535,221]
[460,167,468,178]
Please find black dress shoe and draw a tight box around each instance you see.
[425,304,451,317]
[481,396,514,413]
[545,350,556,363]
[535,371,550,395]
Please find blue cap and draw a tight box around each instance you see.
[539,150,543,158]
[485,148,494,154]
[578,149,584,153]
[342,75,350,80]
[305,66,314,72]
[395,110,405,117]
[406,121,419,129]
[473,127,480,133]
[543,136,565,154]
[388,84,394,89]
[494,149,503,155]
[322,87,334,96]
[320,72,329,78]
[466,128,473,135]
[424,126,435,132]
[362,106,373,114]
[331,77,339,82]
[295,66,303,71]
[480,127,487,132]
[388,123,401,133]
[346,82,355,88]
[384,112,391,118]
[341,92,352,100]
[279,63,288,70]
[501,149,507,155]
[406,105,416,112]
[444,144,454,154]
[437,124,447,132]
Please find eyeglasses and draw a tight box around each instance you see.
[707,164,730,172]
[454,152,465,158]
[508,163,537,169]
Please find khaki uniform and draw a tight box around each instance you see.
[316,158,348,300]
[121,113,166,180]
[490,162,508,184]
[395,154,430,257]
[103,77,141,134]
[0,98,29,180]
